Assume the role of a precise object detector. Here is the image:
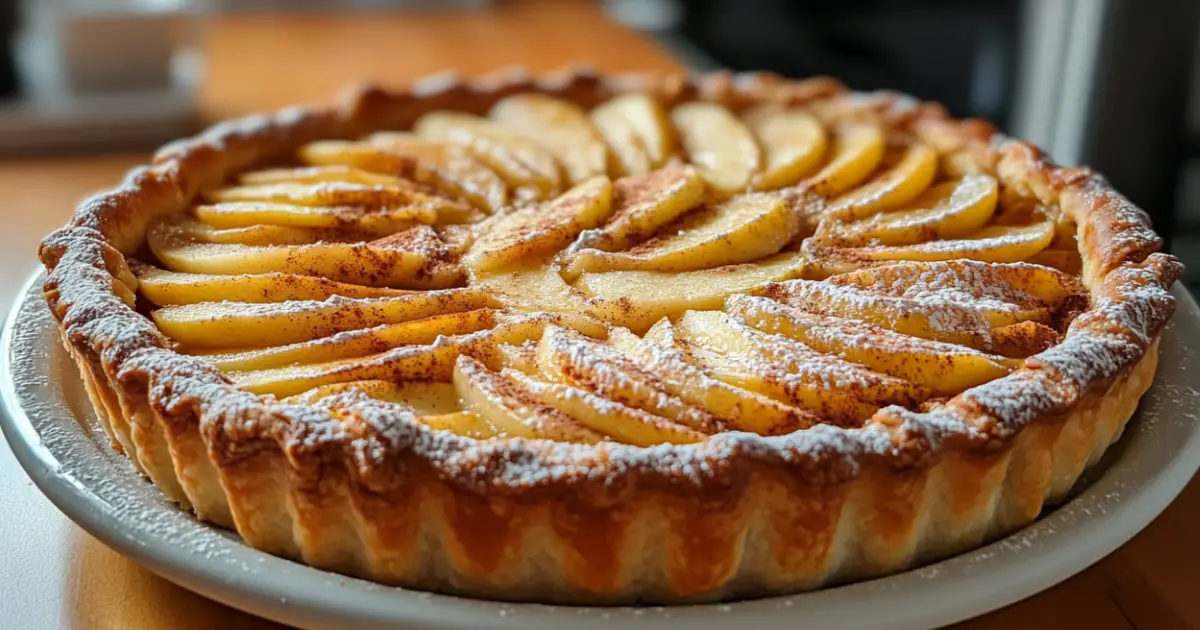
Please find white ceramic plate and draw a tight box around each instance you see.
[3,271,1199,630]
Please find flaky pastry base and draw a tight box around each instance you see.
[39,67,1181,603]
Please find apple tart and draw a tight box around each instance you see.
[39,68,1181,603]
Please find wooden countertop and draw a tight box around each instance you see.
[0,2,1196,628]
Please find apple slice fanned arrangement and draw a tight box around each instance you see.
[130,90,1088,444]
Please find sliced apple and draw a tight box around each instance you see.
[284,380,461,416]
[420,411,500,439]
[825,144,939,220]
[360,380,464,415]
[435,223,475,254]
[154,288,495,349]
[477,264,618,326]
[478,263,587,313]
[812,221,1056,266]
[473,263,646,331]
[453,355,604,442]
[413,111,563,199]
[607,327,815,435]
[489,93,609,184]
[803,123,886,196]
[987,321,1062,358]
[535,325,724,434]
[239,165,408,187]
[670,101,762,193]
[743,106,828,191]
[148,220,463,288]
[667,334,815,419]
[180,222,341,247]
[283,386,494,438]
[203,308,500,370]
[565,192,798,274]
[495,341,540,375]
[674,311,929,424]
[465,175,613,274]
[480,256,804,335]
[828,260,1084,309]
[203,181,467,217]
[150,213,398,247]
[506,369,704,445]
[228,313,598,397]
[826,175,999,246]
[757,278,1048,347]
[574,251,806,332]
[567,165,707,253]
[191,201,437,231]
[640,316,674,345]
[589,93,675,176]
[131,262,412,306]
[727,295,1014,395]
[304,138,509,213]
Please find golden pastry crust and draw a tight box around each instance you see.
[38,67,1181,603]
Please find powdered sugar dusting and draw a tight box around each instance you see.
[730,294,998,359]
[33,68,1183,503]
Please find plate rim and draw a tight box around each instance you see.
[3,268,1199,630]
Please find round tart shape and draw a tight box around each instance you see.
[39,68,1181,604]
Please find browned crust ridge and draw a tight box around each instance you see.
[37,67,1182,603]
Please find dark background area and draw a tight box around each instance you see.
[675,0,1020,127]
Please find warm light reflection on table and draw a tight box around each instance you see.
[66,531,289,630]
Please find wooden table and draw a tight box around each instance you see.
[0,2,1196,628]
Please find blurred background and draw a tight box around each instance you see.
[1,0,1198,280]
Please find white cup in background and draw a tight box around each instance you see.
[22,0,205,96]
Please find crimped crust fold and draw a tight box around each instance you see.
[38,67,1181,603]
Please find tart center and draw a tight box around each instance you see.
[131,91,1086,445]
